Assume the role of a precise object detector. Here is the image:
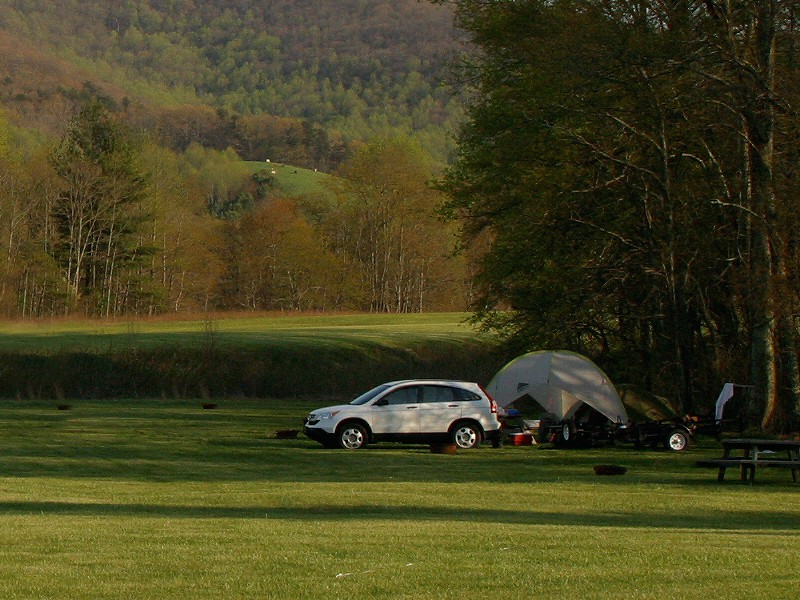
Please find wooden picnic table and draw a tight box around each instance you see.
[695,438,800,483]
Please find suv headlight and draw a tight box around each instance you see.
[307,410,339,423]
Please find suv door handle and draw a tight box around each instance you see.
[406,406,419,409]
[447,404,459,408]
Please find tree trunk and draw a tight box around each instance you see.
[744,0,780,430]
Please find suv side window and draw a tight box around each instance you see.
[454,388,482,402]
[382,386,420,405]
[421,385,457,403]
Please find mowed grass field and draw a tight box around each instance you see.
[0,312,484,353]
[1,314,798,598]
[0,313,503,399]
[0,398,798,599]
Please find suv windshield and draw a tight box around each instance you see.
[350,383,393,406]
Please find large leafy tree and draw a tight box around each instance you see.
[222,197,352,311]
[0,112,62,317]
[439,0,800,427]
[325,138,467,313]
[141,143,224,313]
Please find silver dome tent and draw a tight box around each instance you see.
[486,350,628,424]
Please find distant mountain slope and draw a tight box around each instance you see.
[0,0,462,163]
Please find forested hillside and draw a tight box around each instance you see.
[0,0,461,166]
[0,102,470,318]
[0,2,475,320]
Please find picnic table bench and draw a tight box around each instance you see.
[695,438,800,483]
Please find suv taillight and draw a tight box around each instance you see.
[480,386,498,413]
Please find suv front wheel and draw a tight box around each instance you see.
[338,422,368,450]
[451,422,481,449]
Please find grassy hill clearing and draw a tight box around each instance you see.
[244,160,334,199]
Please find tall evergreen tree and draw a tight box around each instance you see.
[49,99,152,315]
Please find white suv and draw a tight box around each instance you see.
[303,380,502,450]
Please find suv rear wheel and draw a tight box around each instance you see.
[451,422,481,449]
[338,422,368,450]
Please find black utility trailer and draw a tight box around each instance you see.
[623,419,697,451]
[533,408,722,451]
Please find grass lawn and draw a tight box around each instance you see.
[0,312,502,404]
[0,312,483,353]
[0,399,797,599]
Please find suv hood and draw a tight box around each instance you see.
[309,404,355,415]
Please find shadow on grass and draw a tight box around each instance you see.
[2,436,798,486]
[0,401,794,486]
[0,500,796,531]
[0,444,690,484]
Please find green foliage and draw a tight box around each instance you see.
[48,99,153,314]
[0,108,11,158]
[0,3,477,318]
[323,138,469,313]
[441,0,800,418]
[2,90,470,316]
[0,0,462,166]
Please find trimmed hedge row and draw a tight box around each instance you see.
[0,342,506,401]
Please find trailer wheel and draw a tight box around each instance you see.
[663,429,689,452]
[556,420,575,447]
